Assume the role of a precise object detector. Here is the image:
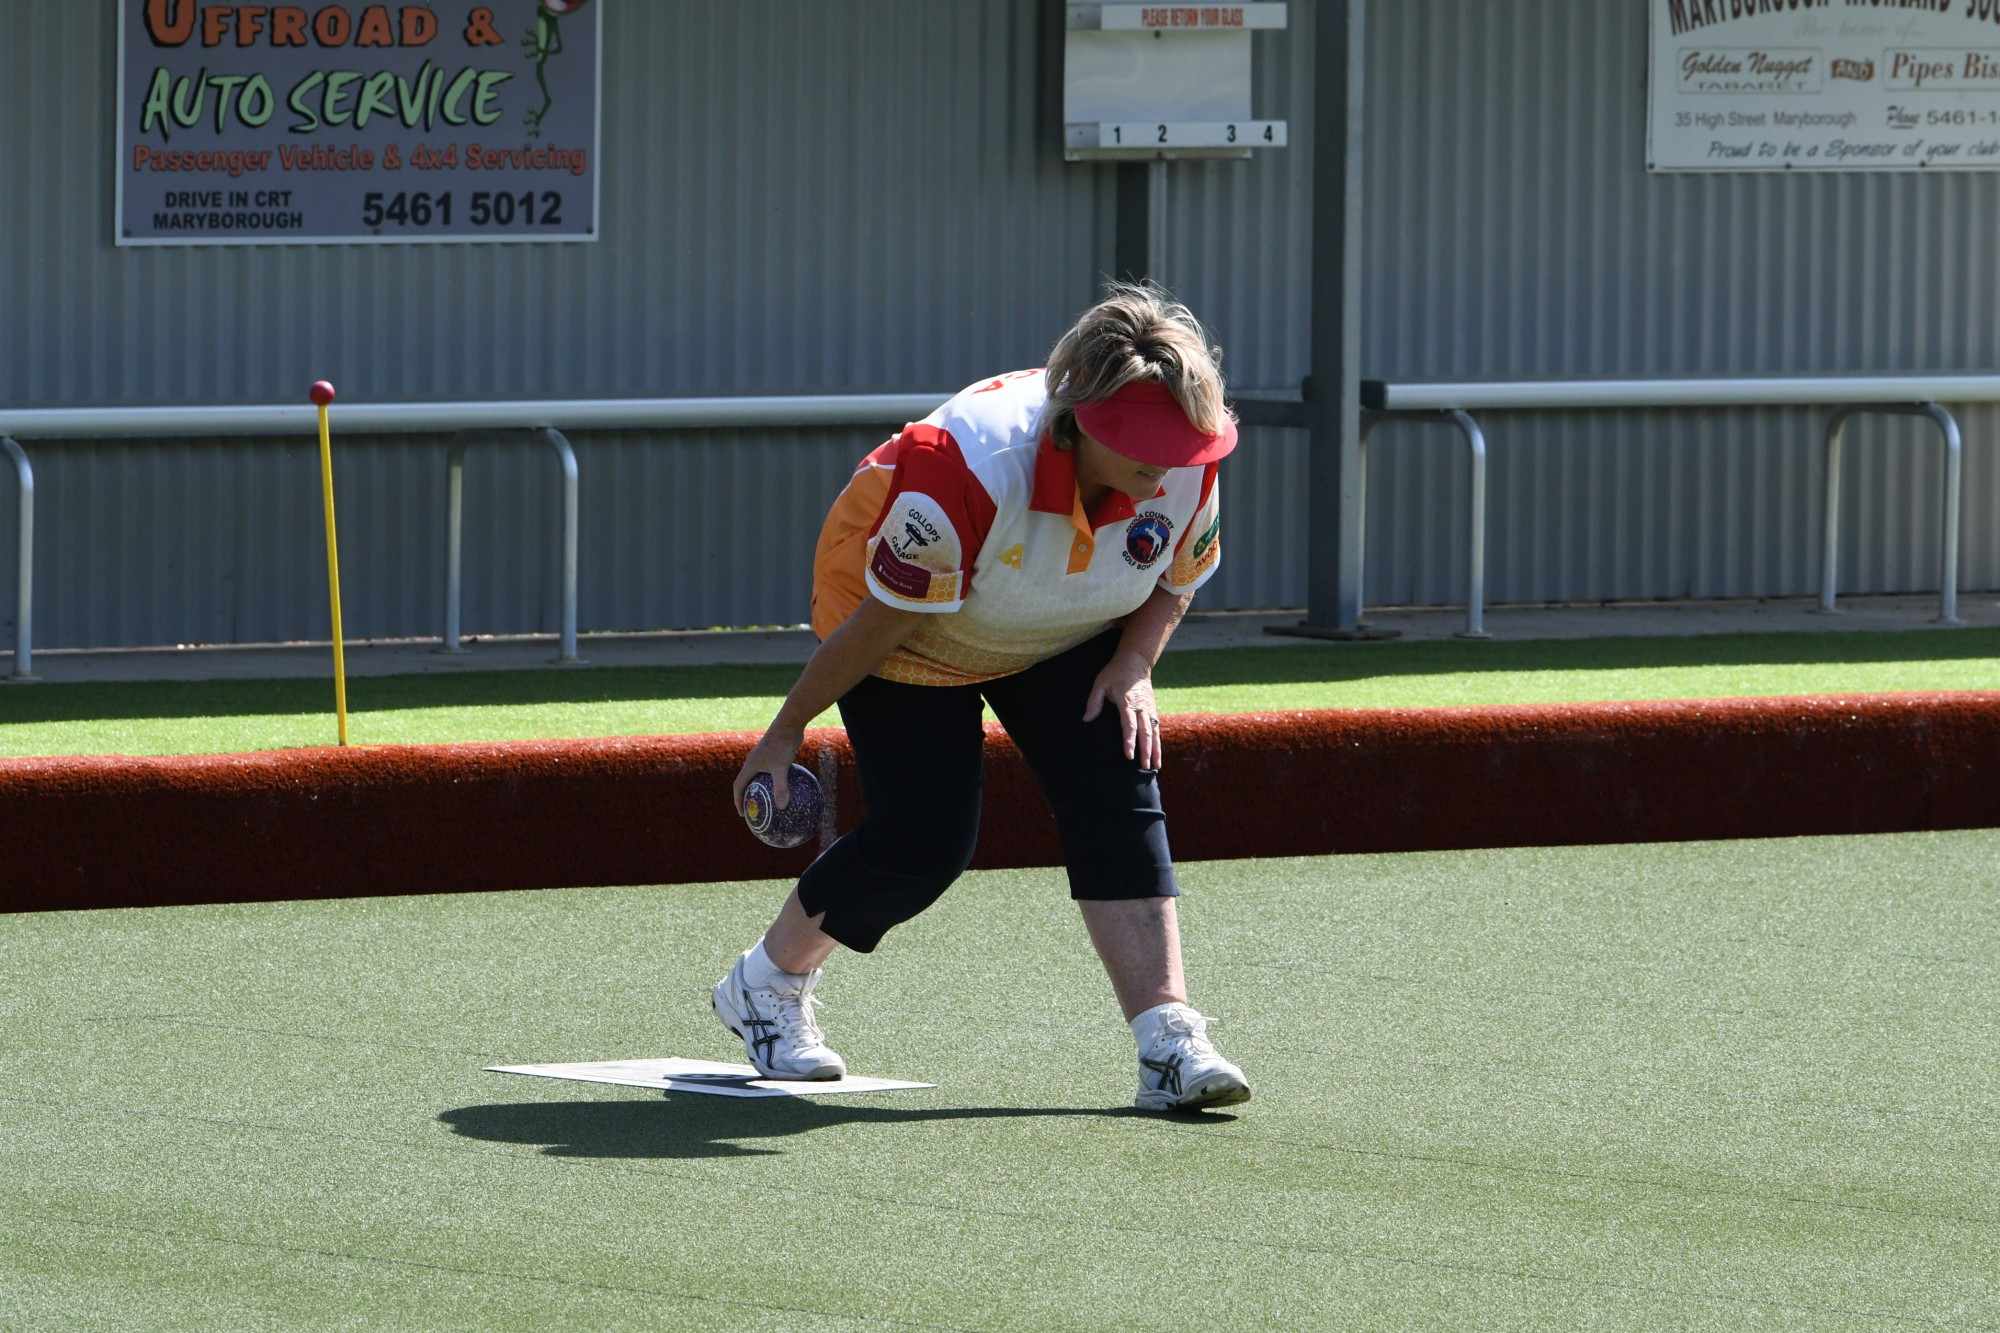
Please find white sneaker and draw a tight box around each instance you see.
[711,951,846,1081]
[1132,1003,1251,1111]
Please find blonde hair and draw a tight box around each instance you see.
[1042,281,1232,451]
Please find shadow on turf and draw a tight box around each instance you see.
[7,628,1996,726]
[440,1096,1233,1159]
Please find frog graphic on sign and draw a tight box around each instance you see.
[524,0,591,136]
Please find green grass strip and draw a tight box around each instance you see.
[2,627,1998,758]
[2,832,1995,1328]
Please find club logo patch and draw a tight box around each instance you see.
[1123,513,1174,569]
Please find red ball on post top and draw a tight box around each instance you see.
[309,380,337,406]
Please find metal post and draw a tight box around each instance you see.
[1818,408,1849,613]
[1113,163,1151,283]
[1447,409,1490,639]
[543,428,581,663]
[441,427,582,663]
[440,431,475,653]
[1270,0,1383,641]
[1147,159,1170,288]
[1354,415,1374,622]
[1924,403,1964,626]
[2,437,33,680]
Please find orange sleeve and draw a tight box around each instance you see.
[813,426,999,634]
[811,442,899,639]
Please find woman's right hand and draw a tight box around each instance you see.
[725,598,924,818]
[732,727,805,815]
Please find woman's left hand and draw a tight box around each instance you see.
[1083,648,1164,770]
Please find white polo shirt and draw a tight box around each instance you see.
[811,370,1223,686]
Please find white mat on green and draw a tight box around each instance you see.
[487,1057,934,1097]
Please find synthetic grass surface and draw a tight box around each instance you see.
[5,627,2000,757]
[3,831,1995,1329]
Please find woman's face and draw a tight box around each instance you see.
[1074,430,1172,502]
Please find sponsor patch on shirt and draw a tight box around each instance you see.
[1191,513,1220,563]
[871,538,932,598]
[867,491,965,607]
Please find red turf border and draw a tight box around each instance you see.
[4,692,1998,912]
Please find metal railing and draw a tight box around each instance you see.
[1821,404,1962,623]
[442,428,582,662]
[1358,410,1488,637]
[1356,376,2000,631]
[0,393,950,678]
[9,380,1974,674]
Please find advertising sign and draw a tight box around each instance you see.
[118,1,600,244]
[1649,1,2000,172]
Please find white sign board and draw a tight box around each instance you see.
[1649,1,2000,172]
[1064,3,1287,161]
[117,0,601,245]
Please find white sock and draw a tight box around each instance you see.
[742,939,803,988]
[1130,1001,1194,1047]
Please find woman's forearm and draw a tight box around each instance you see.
[769,597,926,736]
[1113,586,1194,670]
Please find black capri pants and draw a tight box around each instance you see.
[797,627,1178,953]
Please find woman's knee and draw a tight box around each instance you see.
[794,812,981,952]
[860,797,982,875]
[1057,804,1176,901]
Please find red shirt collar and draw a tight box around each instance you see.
[1030,435,1149,530]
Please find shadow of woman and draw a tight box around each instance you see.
[440,1094,1231,1160]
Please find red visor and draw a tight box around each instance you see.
[1073,380,1237,468]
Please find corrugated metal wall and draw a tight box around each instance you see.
[3,1,1996,650]
[1171,0,2000,610]
[1342,0,2000,606]
[1,0,1118,646]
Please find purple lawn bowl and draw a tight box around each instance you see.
[741,764,822,849]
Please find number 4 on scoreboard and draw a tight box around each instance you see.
[1100,122,1285,149]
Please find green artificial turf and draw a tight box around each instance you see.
[3,628,2000,758]
[2,831,1995,1328]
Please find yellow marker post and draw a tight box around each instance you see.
[310,380,349,746]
